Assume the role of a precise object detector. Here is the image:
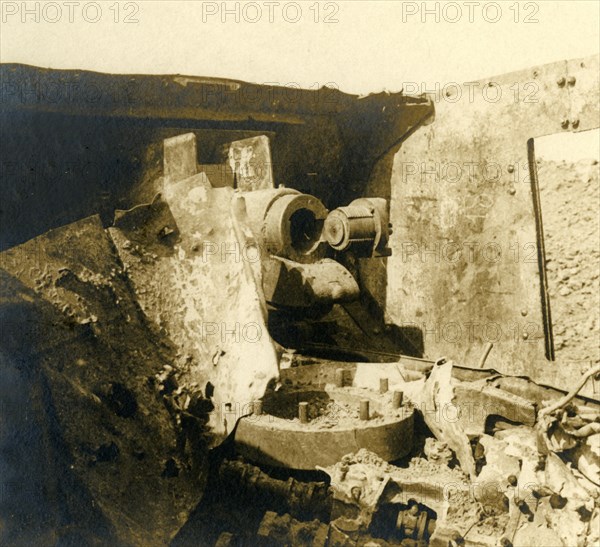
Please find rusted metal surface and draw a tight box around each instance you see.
[3,58,600,546]
[0,64,349,122]
[107,130,398,443]
[320,449,465,543]
[338,91,435,199]
[368,54,600,396]
[257,511,329,546]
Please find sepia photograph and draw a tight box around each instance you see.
[1,1,599,545]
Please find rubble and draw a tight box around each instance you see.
[538,160,600,363]
[0,218,206,545]
[257,511,329,547]
[423,438,454,467]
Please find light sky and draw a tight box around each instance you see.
[1,1,599,93]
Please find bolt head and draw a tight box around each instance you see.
[556,76,566,87]
[507,165,515,173]
[567,76,576,86]
[561,119,569,129]
[571,119,580,129]
[508,188,516,195]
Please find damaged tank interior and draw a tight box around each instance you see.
[1,57,599,547]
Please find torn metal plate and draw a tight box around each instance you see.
[227,135,274,191]
[109,142,280,437]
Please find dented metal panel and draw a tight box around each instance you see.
[377,55,599,396]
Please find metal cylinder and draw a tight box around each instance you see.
[380,378,389,394]
[323,197,389,256]
[335,368,345,388]
[241,188,328,261]
[324,205,376,251]
[360,399,370,421]
[299,402,309,423]
[263,192,328,260]
[393,391,404,409]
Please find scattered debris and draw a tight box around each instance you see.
[418,360,477,478]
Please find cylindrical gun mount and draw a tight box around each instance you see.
[241,188,328,262]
